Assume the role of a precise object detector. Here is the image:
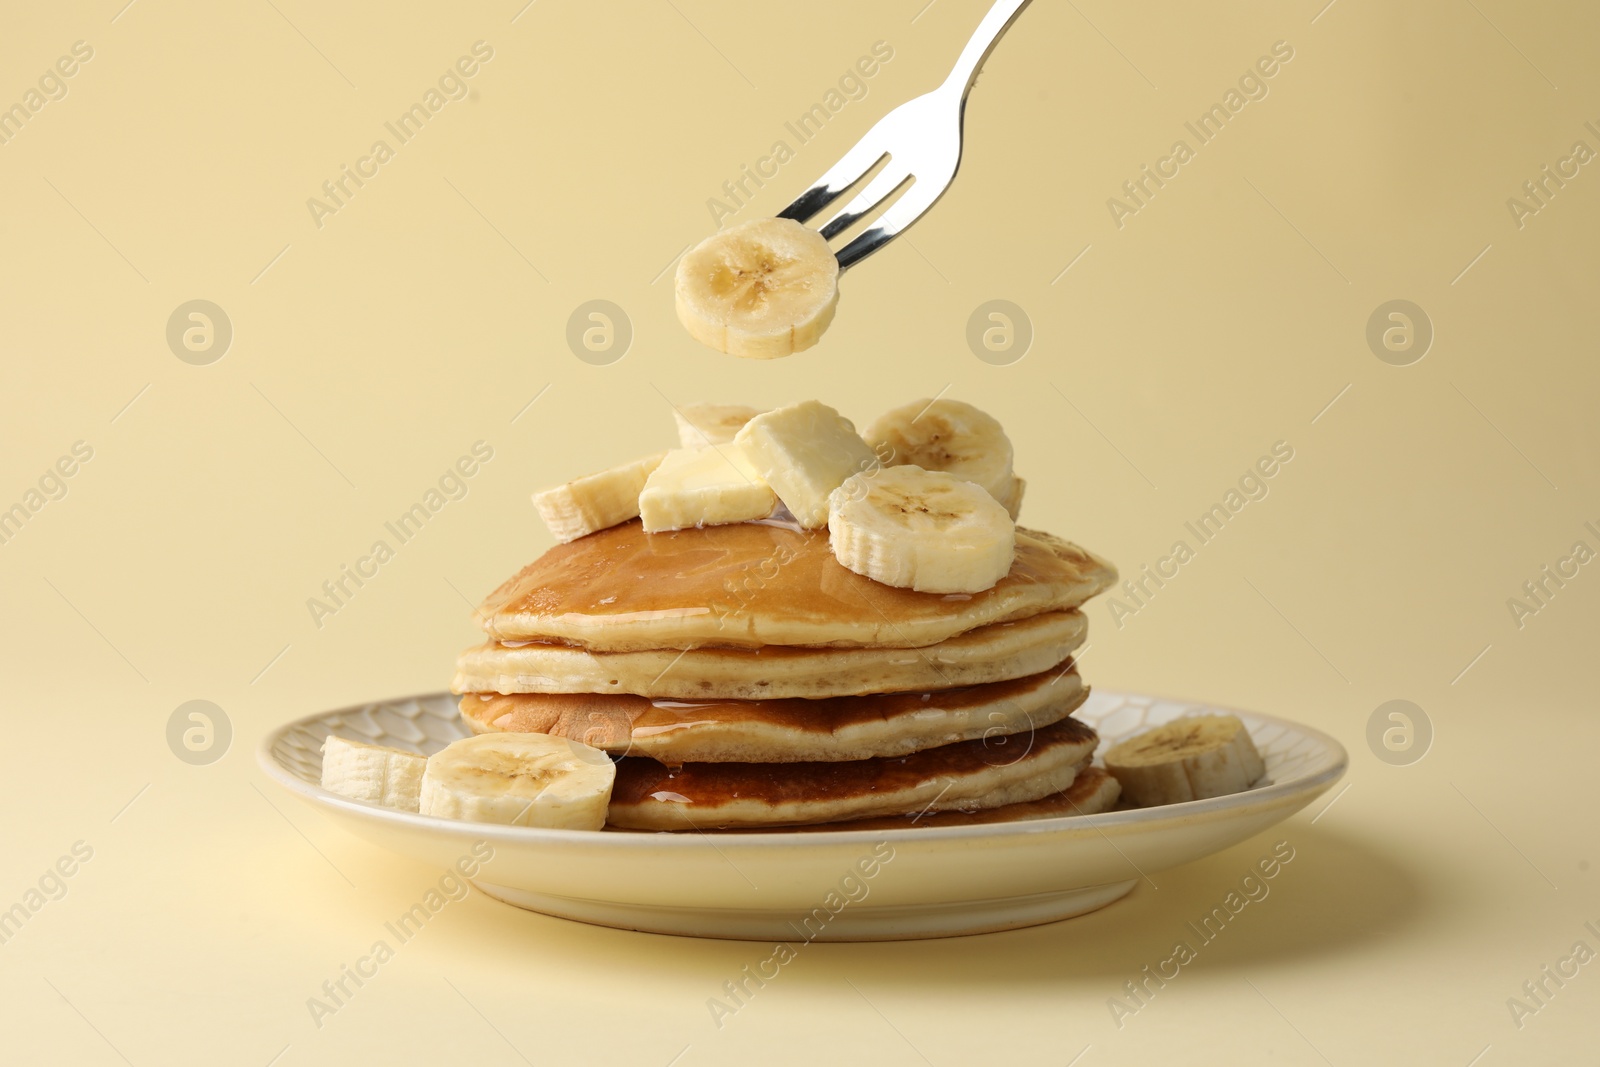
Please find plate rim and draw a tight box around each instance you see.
[256,687,1348,847]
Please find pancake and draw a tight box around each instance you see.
[453,609,1086,700]
[791,765,1122,830]
[604,716,1100,830]
[473,520,1115,652]
[458,664,1086,763]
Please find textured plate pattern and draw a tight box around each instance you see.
[271,693,464,785]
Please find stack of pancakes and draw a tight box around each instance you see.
[452,519,1118,830]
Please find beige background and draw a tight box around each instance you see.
[2,0,1597,1063]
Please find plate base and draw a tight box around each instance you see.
[471,878,1140,941]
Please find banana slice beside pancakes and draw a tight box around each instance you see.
[320,736,427,811]
[675,218,839,359]
[419,734,615,830]
[322,732,617,829]
[1103,714,1265,806]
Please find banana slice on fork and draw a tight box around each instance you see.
[674,217,839,360]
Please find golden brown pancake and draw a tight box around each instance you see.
[458,664,1086,763]
[792,766,1122,830]
[604,716,1100,830]
[453,609,1086,700]
[473,520,1115,652]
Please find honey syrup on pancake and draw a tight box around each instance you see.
[464,659,1079,739]
[476,519,1107,649]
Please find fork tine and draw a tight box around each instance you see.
[832,180,943,271]
[776,136,890,223]
[816,166,914,241]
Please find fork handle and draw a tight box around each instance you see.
[941,0,1034,99]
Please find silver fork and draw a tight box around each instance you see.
[777,0,1035,270]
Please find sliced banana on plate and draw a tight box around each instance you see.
[532,453,666,543]
[828,464,1016,594]
[1103,714,1266,807]
[675,217,839,359]
[320,736,427,811]
[864,399,1017,507]
[419,733,615,830]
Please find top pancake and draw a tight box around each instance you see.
[475,519,1116,652]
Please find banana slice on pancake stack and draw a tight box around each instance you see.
[320,736,426,811]
[427,395,1138,831]
[419,734,615,830]
[863,398,1024,519]
[828,466,1016,594]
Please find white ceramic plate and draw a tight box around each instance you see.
[259,690,1345,941]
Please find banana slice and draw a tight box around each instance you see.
[675,217,839,359]
[1103,715,1266,807]
[864,399,1016,505]
[673,402,764,447]
[533,453,666,543]
[638,445,776,532]
[828,465,1016,594]
[735,400,880,529]
[419,733,615,830]
[997,474,1025,521]
[320,735,426,811]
